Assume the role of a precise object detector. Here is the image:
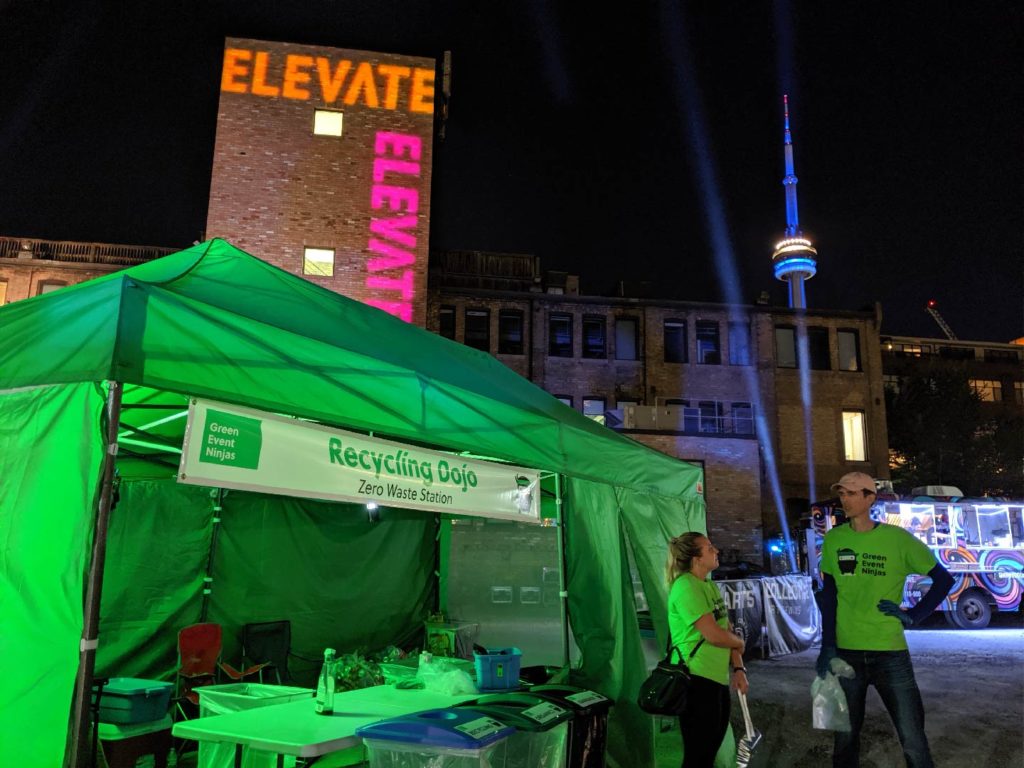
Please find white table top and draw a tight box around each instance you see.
[172,685,478,757]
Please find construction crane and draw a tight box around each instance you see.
[925,300,957,340]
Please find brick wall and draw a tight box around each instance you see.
[206,39,435,326]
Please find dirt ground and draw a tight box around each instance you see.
[653,614,1024,768]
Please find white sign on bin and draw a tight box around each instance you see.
[455,717,508,739]
[522,701,566,725]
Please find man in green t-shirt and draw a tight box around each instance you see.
[816,472,954,768]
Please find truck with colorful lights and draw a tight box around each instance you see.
[806,497,1024,628]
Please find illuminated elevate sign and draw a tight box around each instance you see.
[179,399,542,522]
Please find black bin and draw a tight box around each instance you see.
[457,692,573,768]
[529,684,613,768]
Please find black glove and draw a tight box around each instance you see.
[877,599,914,627]
[816,645,838,678]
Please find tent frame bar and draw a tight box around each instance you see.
[68,380,123,768]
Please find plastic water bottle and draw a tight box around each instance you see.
[315,648,336,715]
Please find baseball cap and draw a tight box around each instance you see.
[830,472,877,494]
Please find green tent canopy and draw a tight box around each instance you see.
[0,239,709,767]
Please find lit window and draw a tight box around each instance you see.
[0,280,6,305]
[615,317,638,360]
[465,309,490,352]
[555,395,572,407]
[498,310,524,355]
[728,322,751,366]
[549,313,573,357]
[838,330,861,371]
[842,411,867,461]
[664,320,687,363]
[1015,382,1024,405]
[582,315,606,359]
[303,247,335,276]
[775,326,796,368]
[438,306,455,340]
[313,109,344,137]
[970,379,1002,402]
[696,321,720,364]
[583,397,606,424]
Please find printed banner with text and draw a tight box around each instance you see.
[179,399,542,522]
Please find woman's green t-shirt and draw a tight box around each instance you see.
[668,572,730,686]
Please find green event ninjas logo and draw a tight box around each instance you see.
[199,408,262,469]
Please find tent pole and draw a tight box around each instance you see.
[68,380,123,768]
[554,473,570,667]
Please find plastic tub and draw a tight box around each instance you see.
[357,707,514,768]
[473,648,522,692]
[93,678,173,724]
[529,685,612,768]
[197,683,312,768]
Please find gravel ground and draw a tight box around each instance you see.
[654,614,1024,767]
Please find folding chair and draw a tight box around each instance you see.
[239,620,292,684]
[174,622,222,716]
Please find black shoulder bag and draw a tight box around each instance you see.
[637,634,706,715]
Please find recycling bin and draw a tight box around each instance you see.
[196,683,312,768]
[356,707,514,768]
[529,685,613,768]
[457,692,572,768]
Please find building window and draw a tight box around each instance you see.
[498,310,524,355]
[842,411,867,461]
[0,280,6,305]
[583,397,606,424]
[37,280,67,295]
[615,317,638,360]
[883,375,902,394]
[696,321,720,364]
[806,327,830,370]
[439,306,456,340]
[549,313,573,357]
[838,330,861,371]
[582,315,606,359]
[303,247,335,276]
[554,395,573,407]
[1015,382,1024,405]
[985,348,1020,363]
[465,309,490,352]
[775,326,797,368]
[970,379,1002,402]
[313,109,344,136]
[698,400,722,433]
[728,322,751,366]
[731,402,754,434]
[664,320,687,363]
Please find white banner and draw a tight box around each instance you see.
[178,399,542,522]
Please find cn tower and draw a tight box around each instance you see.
[771,95,818,309]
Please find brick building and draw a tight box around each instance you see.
[205,38,436,326]
[427,250,890,564]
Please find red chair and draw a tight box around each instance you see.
[175,623,222,708]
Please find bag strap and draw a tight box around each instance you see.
[665,631,706,663]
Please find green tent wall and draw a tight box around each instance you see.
[0,240,708,767]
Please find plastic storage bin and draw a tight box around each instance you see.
[197,683,312,768]
[473,648,522,692]
[93,678,173,724]
[357,707,514,768]
[457,692,572,768]
[96,714,172,768]
[529,685,612,768]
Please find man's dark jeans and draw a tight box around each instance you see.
[834,649,934,768]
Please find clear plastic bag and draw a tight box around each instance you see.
[416,652,479,695]
[811,658,855,732]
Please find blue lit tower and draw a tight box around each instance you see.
[772,95,818,308]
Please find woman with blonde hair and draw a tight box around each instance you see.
[666,532,748,767]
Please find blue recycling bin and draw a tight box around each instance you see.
[356,707,514,768]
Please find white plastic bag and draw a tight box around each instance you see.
[416,653,479,695]
[811,658,855,732]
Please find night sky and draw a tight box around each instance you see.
[1,1,1020,341]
